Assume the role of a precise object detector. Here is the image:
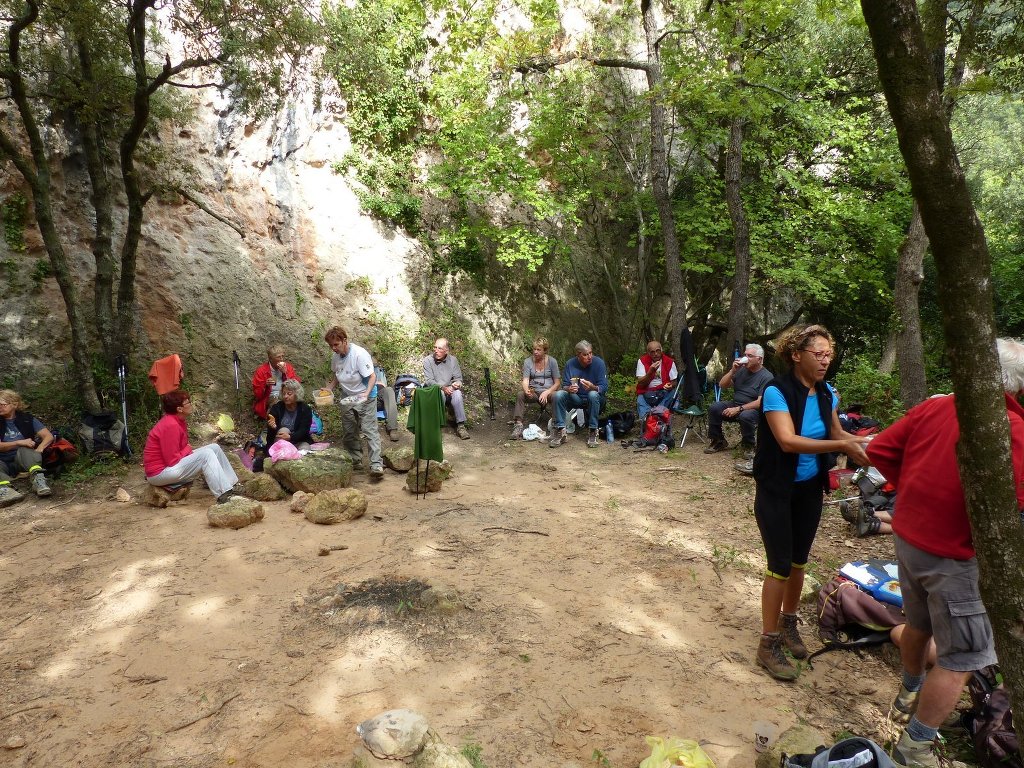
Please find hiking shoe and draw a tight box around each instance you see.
[890,685,920,724]
[216,490,238,504]
[856,506,882,537]
[779,613,808,660]
[369,465,385,481]
[587,428,599,448]
[839,500,858,523]
[893,729,938,767]
[386,428,399,442]
[756,632,799,681]
[30,472,52,497]
[703,439,728,454]
[456,424,470,440]
[511,422,525,440]
[0,483,25,507]
[734,459,754,475]
[740,441,755,458]
[549,427,567,448]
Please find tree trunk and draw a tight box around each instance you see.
[893,203,927,407]
[722,46,750,356]
[641,0,688,352]
[863,0,1024,735]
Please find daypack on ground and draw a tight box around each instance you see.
[782,736,898,768]
[393,374,421,407]
[78,412,128,457]
[41,436,79,476]
[808,576,904,662]
[599,411,636,438]
[965,666,1022,768]
[637,406,672,448]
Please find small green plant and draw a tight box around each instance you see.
[592,748,612,768]
[517,653,530,663]
[179,313,194,343]
[294,288,306,314]
[396,599,413,615]
[606,496,620,511]
[345,275,373,297]
[711,543,742,570]
[30,258,50,290]
[2,192,28,252]
[459,742,488,768]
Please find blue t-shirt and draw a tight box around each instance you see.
[1,416,44,463]
[763,384,838,482]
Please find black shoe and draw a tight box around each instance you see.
[216,490,237,504]
[703,439,728,454]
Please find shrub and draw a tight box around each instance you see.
[834,356,904,426]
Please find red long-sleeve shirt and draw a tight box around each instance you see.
[251,362,300,419]
[866,393,1024,560]
[143,414,193,477]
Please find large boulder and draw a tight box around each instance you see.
[352,710,472,768]
[756,724,827,768]
[382,446,415,472]
[304,488,367,524]
[268,448,353,493]
[404,460,452,494]
[243,473,286,501]
[207,497,265,529]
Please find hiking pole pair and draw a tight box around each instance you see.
[115,355,132,457]
[232,351,242,424]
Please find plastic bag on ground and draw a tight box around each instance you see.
[639,736,717,768]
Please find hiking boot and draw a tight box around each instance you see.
[839,500,858,523]
[511,422,525,440]
[740,441,756,458]
[549,427,567,448]
[587,428,599,448]
[386,427,399,442]
[893,729,938,767]
[734,459,754,476]
[369,465,385,481]
[756,632,799,681]
[0,483,24,507]
[456,424,470,440]
[216,489,238,504]
[779,613,808,659]
[856,506,882,537]
[890,685,920,724]
[30,471,52,497]
[704,439,728,454]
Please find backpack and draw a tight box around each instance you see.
[807,576,904,662]
[599,411,636,438]
[965,666,1022,768]
[78,412,129,457]
[393,374,421,407]
[638,406,672,448]
[782,736,898,768]
[41,437,79,477]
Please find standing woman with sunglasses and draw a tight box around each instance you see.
[752,325,870,680]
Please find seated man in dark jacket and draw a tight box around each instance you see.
[706,343,773,454]
[267,380,314,450]
[0,389,54,504]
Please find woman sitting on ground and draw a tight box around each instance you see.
[267,379,313,451]
[143,390,240,504]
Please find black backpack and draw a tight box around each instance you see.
[965,666,1022,768]
[782,736,898,767]
[599,411,636,438]
[78,412,129,457]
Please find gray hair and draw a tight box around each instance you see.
[282,378,305,401]
[998,338,1024,393]
[745,343,765,357]
[575,340,593,355]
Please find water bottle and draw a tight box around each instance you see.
[605,422,614,444]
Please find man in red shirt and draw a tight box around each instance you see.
[866,338,1024,767]
[252,345,300,420]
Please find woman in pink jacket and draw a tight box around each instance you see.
[143,390,240,503]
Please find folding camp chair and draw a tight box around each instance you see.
[665,354,709,448]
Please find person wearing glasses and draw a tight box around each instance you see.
[0,389,54,504]
[143,390,241,504]
[511,337,561,440]
[422,338,470,439]
[705,343,773,454]
[751,325,869,681]
[635,340,678,421]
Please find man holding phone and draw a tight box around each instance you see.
[705,343,773,454]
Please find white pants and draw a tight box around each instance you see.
[147,444,238,497]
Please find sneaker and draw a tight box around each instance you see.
[839,500,859,523]
[456,424,470,440]
[587,428,599,448]
[703,439,728,454]
[734,459,754,475]
[386,428,399,442]
[756,632,799,681]
[740,441,756,458]
[0,483,25,507]
[856,506,882,537]
[30,472,52,497]
[549,427,567,448]
[511,422,525,440]
[369,465,385,481]
[779,613,808,659]
[890,685,920,724]
[893,729,938,767]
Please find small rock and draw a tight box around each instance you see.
[142,483,191,508]
[413,732,474,768]
[243,473,286,501]
[419,585,464,614]
[207,497,265,529]
[405,460,452,494]
[382,446,415,472]
[115,487,131,503]
[290,491,313,514]
[304,488,367,525]
[4,736,26,750]
[357,709,429,760]
[15,659,35,670]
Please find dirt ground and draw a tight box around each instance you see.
[0,419,908,768]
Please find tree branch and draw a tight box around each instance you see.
[175,187,246,239]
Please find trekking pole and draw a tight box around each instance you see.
[232,350,242,422]
[116,355,133,457]
[483,367,496,420]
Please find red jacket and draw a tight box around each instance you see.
[636,354,677,394]
[866,393,1024,560]
[251,362,299,419]
[143,414,193,477]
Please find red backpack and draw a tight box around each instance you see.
[639,407,672,448]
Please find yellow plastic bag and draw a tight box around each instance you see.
[216,413,235,433]
[639,736,717,768]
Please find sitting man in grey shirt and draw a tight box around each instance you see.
[422,338,470,439]
[705,343,773,454]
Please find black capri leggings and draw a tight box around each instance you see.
[754,478,824,579]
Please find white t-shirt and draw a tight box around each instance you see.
[635,358,678,389]
[331,342,375,397]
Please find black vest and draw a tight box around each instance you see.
[752,372,836,494]
[0,411,38,444]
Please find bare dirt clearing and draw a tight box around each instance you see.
[1,423,903,767]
